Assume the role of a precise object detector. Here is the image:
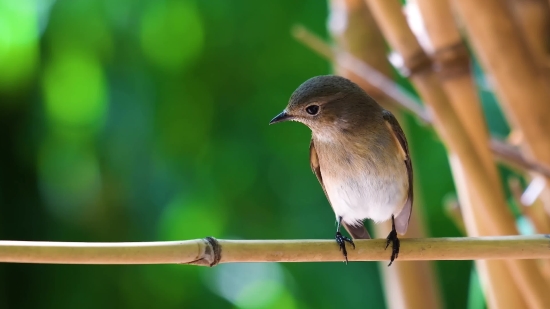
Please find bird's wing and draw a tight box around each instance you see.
[310,140,371,239]
[382,110,413,235]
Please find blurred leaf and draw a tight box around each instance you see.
[140,0,203,72]
[158,194,227,239]
[0,0,39,93]
[42,50,107,129]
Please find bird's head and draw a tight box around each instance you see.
[270,75,381,139]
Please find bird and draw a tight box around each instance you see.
[269,75,413,266]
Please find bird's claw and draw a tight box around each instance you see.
[336,231,355,264]
[385,229,400,266]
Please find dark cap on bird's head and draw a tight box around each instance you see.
[288,75,363,107]
[269,75,382,128]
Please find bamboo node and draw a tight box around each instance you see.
[392,50,433,78]
[432,43,471,80]
[187,236,221,267]
[205,236,221,267]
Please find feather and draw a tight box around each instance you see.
[382,110,413,235]
[310,140,372,239]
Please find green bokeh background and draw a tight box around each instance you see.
[0,0,513,308]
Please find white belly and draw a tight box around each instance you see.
[321,157,408,226]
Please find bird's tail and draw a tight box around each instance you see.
[343,222,371,239]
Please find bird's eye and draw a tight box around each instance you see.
[305,105,319,115]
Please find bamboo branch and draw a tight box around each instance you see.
[490,139,550,178]
[0,236,548,265]
[328,0,395,107]
[292,25,550,179]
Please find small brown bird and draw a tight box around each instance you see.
[270,75,413,266]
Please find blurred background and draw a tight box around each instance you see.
[2,0,549,308]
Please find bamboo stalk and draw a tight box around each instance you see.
[413,0,499,184]
[505,0,550,224]
[364,0,550,307]
[508,177,550,235]
[376,220,442,309]
[452,0,550,167]
[329,0,394,104]
[0,236,548,264]
[448,157,525,308]
[408,18,520,309]
[381,261,442,309]
[525,200,550,235]
[453,0,550,271]
[444,196,466,235]
[509,177,550,282]
[507,0,550,71]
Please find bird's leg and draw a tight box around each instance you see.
[335,216,355,264]
[385,215,400,266]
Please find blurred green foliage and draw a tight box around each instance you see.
[0,0,516,308]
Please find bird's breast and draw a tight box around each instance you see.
[316,139,408,226]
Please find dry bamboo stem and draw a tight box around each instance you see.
[364,0,550,307]
[507,0,550,71]
[508,177,550,235]
[0,236,548,264]
[453,0,550,274]
[380,261,441,309]
[414,0,499,184]
[329,0,394,105]
[412,0,540,304]
[448,158,525,308]
[443,197,466,235]
[376,220,442,309]
[452,0,550,172]
[503,0,550,226]
[521,209,550,286]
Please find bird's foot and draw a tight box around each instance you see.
[385,229,400,266]
[336,231,355,264]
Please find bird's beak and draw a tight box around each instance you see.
[269,110,291,125]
